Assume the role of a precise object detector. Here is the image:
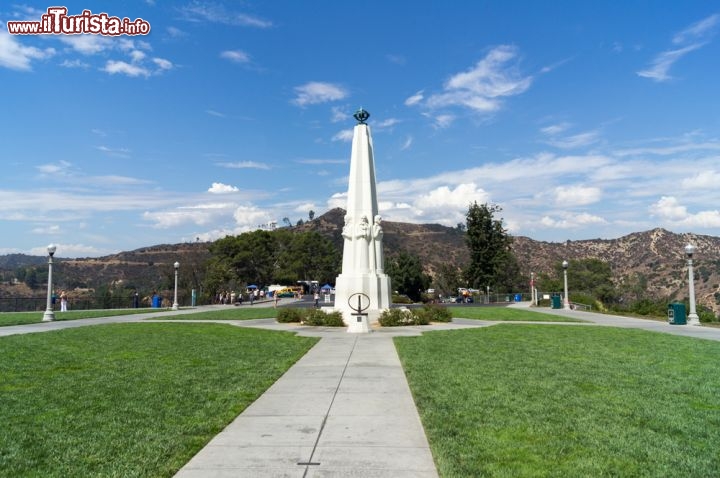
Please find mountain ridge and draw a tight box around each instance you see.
[1,209,718,314]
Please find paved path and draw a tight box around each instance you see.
[174,332,438,478]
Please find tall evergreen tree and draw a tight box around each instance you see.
[463,202,520,293]
[385,251,430,302]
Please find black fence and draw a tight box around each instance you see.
[0,294,200,313]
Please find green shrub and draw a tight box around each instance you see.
[379,308,426,327]
[303,309,345,327]
[698,305,718,323]
[417,304,452,323]
[276,308,305,323]
[392,294,413,304]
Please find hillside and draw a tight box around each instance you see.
[1,209,718,314]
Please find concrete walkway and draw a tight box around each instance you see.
[174,332,438,478]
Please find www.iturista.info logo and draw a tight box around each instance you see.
[6,7,150,36]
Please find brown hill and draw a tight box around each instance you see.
[1,209,718,314]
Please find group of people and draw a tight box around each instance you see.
[215,288,267,305]
[51,290,69,312]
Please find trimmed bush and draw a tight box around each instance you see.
[379,308,425,327]
[276,308,305,323]
[417,304,452,323]
[392,294,413,304]
[303,309,345,327]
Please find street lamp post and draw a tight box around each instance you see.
[172,261,180,311]
[685,244,700,326]
[530,272,536,306]
[562,260,570,310]
[42,244,57,322]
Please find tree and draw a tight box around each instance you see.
[433,263,462,297]
[282,217,291,228]
[308,210,315,221]
[24,268,38,289]
[559,258,617,303]
[386,251,430,302]
[204,229,341,294]
[463,202,520,293]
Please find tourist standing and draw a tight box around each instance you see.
[60,290,68,312]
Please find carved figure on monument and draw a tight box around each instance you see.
[355,215,371,273]
[341,214,354,271]
[372,215,384,273]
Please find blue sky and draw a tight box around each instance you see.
[2,1,719,258]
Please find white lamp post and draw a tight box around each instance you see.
[685,244,700,326]
[42,244,57,322]
[530,272,536,306]
[562,260,570,310]
[172,261,180,310]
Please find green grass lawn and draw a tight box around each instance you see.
[0,308,168,327]
[396,325,720,477]
[450,306,585,322]
[154,307,280,320]
[0,323,318,477]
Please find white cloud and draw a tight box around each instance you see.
[130,50,146,62]
[57,35,113,55]
[102,60,150,77]
[292,81,348,106]
[404,90,424,106]
[36,160,72,175]
[401,136,413,150]
[540,122,571,135]
[638,14,718,82]
[650,196,720,227]
[233,205,273,227]
[424,45,532,113]
[60,59,89,69]
[546,130,600,149]
[206,109,225,117]
[540,212,607,229]
[0,32,55,71]
[672,14,719,45]
[681,170,720,189]
[552,185,602,206]
[220,50,250,63]
[650,196,687,220]
[332,129,354,142]
[331,106,349,123]
[636,44,703,82]
[375,118,400,129]
[208,182,239,194]
[216,161,270,170]
[415,183,489,211]
[178,3,272,28]
[153,57,173,70]
[31,224,61,235]
[432,114,455,129]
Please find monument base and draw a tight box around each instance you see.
[334,272,391,326]
[347,315,371,333]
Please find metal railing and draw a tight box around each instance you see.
[0,294,201,313]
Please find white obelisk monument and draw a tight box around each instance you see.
[334,108,392,332]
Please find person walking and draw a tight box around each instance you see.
[60,290,68,312]
[314,291,320,308]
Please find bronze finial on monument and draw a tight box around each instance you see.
[353,107,370,124]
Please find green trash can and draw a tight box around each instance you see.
[551,294,562,309]
[668,303,686,325]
